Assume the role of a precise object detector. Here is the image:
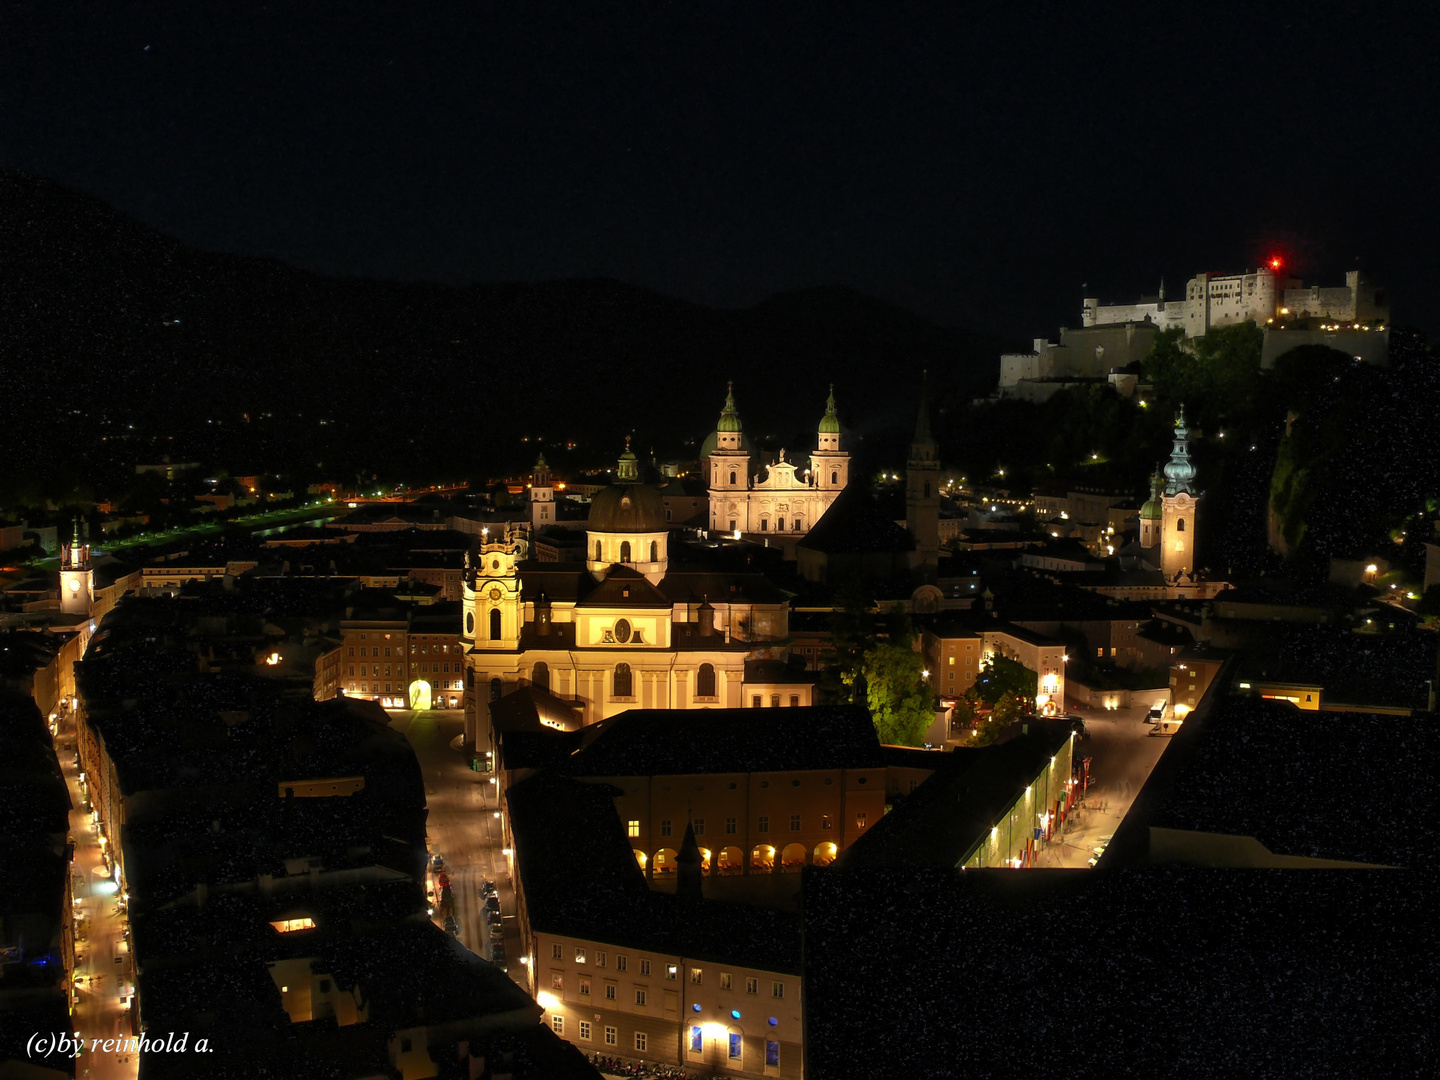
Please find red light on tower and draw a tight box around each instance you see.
[1269,256,1283,270]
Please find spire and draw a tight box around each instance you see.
[717,381,742,433]
[1139,465,1165,521]
[818,384,841,434]
[1163,405,1197,495]
[675,822,703,903]
[617,436,640,482]
[909,374,936,461]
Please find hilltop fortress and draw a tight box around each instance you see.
[996,264,1390,402]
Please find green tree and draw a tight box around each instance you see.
[992,690,1021,726]
[818,577,878,706]
[862,640,933,746]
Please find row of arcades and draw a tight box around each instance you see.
[636,842,838,877]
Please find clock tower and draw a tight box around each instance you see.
[1161,406,1200,582]
[59,518,93,617]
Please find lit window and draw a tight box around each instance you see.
[691,967,703,985]
[551,972,563,990]
[596,951,606,968]
[628,820,640,838]
[856,812,867,828]
[729,1032,743,1060]
[690,1026,703,1053]
[551,1015,564,1035]
[575,947,586,964]
[720,972,733,990]
[766,1040,780,1067]
[666,964,678,981]
[268,917,316,933]
[579,977,591,996]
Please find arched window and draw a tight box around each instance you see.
[776,517,785,531]
[696,663,716,698]
[595,540,603,561]
[620,541,632,562]
[650,540,658,562]
[831,471,838,485]
[490,677,503,701]
[613,663,633,698]
[729,470,737,485]
[489,608,502,640]
[532,661,549,690]
[1176,518,1186,532]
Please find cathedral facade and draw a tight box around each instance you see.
[705,384,850,538]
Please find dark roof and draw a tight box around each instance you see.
[507,770,801,973]
[797,486,917,555]
[489,685,585,733]
[1114,693,1438,868]
[838,724,1072,869]
[557,706,883,777]
[574,564,671,608]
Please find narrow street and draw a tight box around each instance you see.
[56,716,137,1080]
[1034,703,1171,868]
[387,710,527,985]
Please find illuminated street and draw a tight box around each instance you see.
[387,710,524,984]
[1034,703,1171,869]
[57,717,137,1080]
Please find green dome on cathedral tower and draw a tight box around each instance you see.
[818,385,841,434]
[716,381,743,433]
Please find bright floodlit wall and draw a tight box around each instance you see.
[534,930,802,1079]
[961,735,1076,869]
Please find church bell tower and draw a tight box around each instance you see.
[1161,406,1200,581]
[905,382,941,577]
[59,518,93,617]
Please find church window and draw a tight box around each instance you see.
[777,517,785,531]
[465,613,474,636]
[1176,518,1186,532]
[696,663,716,698]
[596,541,603,561]
[793,518,802,532]
[621,541,632,563]
[614,663,633,698]
[831,471,838,485]
[759,518,767,532]
[650,540,658,562]
[490,608,502,640]
[532,661,549,690]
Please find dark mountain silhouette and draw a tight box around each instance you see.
[1,170,1012,497]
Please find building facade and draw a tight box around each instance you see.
[705,385,849,539]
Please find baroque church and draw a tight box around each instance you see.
[704,383,850,539]
[461,440,809,749]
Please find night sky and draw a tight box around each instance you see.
[5,1,1436,339]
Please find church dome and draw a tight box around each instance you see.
[1139,471,1165,521]
[818,385,841,434]
[716,382,743,433]
[587,440,668,533]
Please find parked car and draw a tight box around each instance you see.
[1146,706,1165,722]
[484,894,500,913]
[486,908,503,926]
[431,854,445,871]
[480,880,497,897]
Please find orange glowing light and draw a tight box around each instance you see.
[1269,257,1282,270]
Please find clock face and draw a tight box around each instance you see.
[488,587,502,601]
[68,578,80,593]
